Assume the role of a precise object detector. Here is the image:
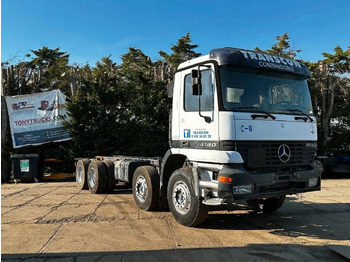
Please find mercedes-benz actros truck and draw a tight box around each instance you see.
[75,47,322,226]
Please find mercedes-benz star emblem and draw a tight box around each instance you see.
[278,144,291,162]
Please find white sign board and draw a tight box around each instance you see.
[5,90,71,148]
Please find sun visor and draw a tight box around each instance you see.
[209,48,311,77]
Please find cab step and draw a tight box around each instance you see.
[202,198,225,206]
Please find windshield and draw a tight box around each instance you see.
[219,65,314,115]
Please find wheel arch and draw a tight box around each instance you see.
[160,150,187,208]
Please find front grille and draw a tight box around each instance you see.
[236,141,316,172]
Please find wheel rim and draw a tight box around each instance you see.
[77,166,83,184]
[135,175,147,202]
[172,181,191,215]
[89,167,96,188]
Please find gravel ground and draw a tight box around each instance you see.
[1,176,350,261]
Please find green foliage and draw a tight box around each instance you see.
[118,48,169,156]
[27,47,70,92]
[322,45,350,73]
[159,33,201,67]
[2,33,349,161]
[159,33,201,78]
[304,46,350,153]
[319,46,350,152]
[1,46,70,95]
[65,56,128,157]
[65,49,170,158]
[255,33,301,59]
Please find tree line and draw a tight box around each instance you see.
[1,33,350,172]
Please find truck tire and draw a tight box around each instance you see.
[87,160,107,194]
[247,195,286,213]
[262,195,286,213]
[167,167,209,227]
[132,166,160,211]
[246,199,262,212]
[103,160,117,193]
[76,159,90,190]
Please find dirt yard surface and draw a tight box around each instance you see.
[2,177,350,261]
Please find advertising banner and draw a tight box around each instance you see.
[5,90,71,148]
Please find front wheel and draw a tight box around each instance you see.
[167,167,208,227]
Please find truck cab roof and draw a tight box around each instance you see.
[177,47,310,77]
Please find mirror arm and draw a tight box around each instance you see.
[198,95,211,123]
[197,65,212,123]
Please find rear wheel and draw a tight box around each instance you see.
[103,160,117,193]
[167,167,208,227]
[132,166,160,211]
[76,159,90,190]
[87,160,107,194]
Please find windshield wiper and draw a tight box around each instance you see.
[235,106,276,120]
[281,109,314,122]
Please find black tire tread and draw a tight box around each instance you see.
[103,160,116,193]
[87,160,107,194]
[132,165,160,211]
[262,195,286,213]
[75,159,90,190]
[167,167,208,227]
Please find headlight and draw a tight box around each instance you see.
[308,177,318,187]
[233,184,253,194]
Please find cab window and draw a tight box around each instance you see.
[184,70,214,111]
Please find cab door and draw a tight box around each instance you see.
[178,64,219,153]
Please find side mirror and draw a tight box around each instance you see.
[191,69,202,96]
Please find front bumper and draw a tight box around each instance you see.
[217,163,322,201]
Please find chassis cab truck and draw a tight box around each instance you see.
[75,47,322,227]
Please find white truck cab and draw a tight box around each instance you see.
[162,47,321,226]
